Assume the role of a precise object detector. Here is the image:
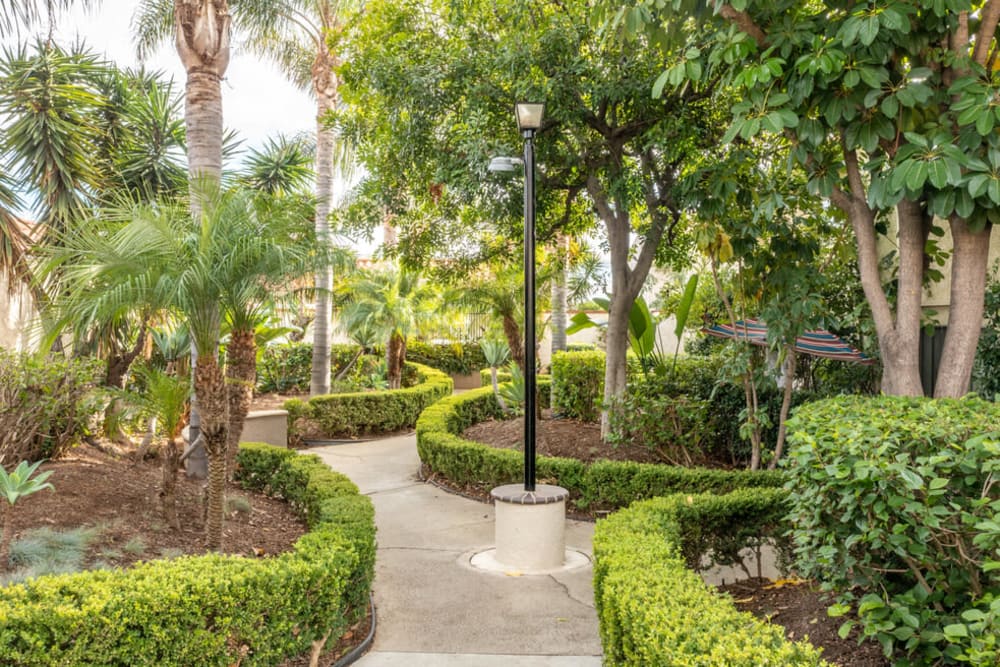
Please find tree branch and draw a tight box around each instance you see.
[716,2,767,49]
[975,1,1000,66]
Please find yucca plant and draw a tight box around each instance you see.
[0,460,55,570]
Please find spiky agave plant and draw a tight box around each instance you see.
[0,460,54,570]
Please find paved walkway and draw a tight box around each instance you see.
[311,433,603,667]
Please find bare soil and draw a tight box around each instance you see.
[719,578,889,666]
[462,415,889,666]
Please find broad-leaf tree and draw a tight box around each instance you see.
[605,0,1000,397]
[337,0,726,436]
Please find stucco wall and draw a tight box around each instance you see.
[0,277,37,351]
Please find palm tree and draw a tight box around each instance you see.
[239,134,314,196]
[232,0,358,397]
[46,185,319,549]
[338,266,435,390]
[0,0,99,37]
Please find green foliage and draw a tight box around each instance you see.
[415,386,785,512]
[551,350,605,422]
[0,351,102,465]
[607,393,711,466]
[593,491,826,666]
[973,270,1000,400]
[406,340,488,375]
[0,460,54,506]
[0,442,375,666]
[288,363,453,438]
[785,396,1000,665]
[256,342,363,393]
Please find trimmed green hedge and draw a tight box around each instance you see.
[406,340,488,375]
[286,362,453,439]
[551,350,605,421]
[0,442,375,666]
[593,491,827,666]
[416,386,784,511]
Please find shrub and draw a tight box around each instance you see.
[415,386,785,512]
[593,491,826,666]
[256,343,363,393]
[0,442,375,666]
[405,340,488,375]
[0,351,102,465]
[289,362,452,439]
[551,350,605,422]
[607,393,712,466]
[785,396,1000,665]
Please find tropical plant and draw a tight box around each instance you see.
[480,338,511,414]
[337,266,436,389]
[123,365,190,529]
[0,460,55,570]
[0,0,96,36]
[239,134,314,196]
[567,295,667,376]
[498,362,525,413]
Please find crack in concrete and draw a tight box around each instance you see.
[377,545,465,555]
[548,574,596,610]
[365,483,425,496]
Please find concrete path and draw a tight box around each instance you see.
[311,433,602,667]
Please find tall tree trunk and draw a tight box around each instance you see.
[387,331,405,390]
[770,348,797,470]
[310,50,339,396]
[194,353,227,550]
[225,328,256,481]
[160,436,181,530]
[934,218,993,397]
[602,297,631,438]
[175,0,231,472]
[550,233,569,357]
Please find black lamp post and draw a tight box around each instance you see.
[515,102,544,492]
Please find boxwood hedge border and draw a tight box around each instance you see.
[415,385,785,511]
[0,442,375,667]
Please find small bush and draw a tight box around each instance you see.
[0,351,102,465]
[405,340,487,375]
[607,393,712,466]
[551,350,605,422]
[785,396,1000,665]
[288,363,452,439]
[593,491,826,666]
[0,442,375,666]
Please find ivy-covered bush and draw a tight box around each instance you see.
[416,386,785,512]
[551,350,605,421]
[0,351,103,466]
[593,491,825,666]
[256,342,362,393]
[785,396,1000,666]
[405,340,488,375]
[287,362,452,439]
[0,442,375,666]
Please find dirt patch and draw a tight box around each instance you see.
[718,578,889,667]
[461,411,661,464]
[4,442,306,572]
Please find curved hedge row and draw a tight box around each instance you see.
[287,362,453,438]
[0,443,375,667]
[416,386,785,511]
[593,490,828,666]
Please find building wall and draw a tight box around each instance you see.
[0,277,38,351]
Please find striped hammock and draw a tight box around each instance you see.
[702,319,876,365]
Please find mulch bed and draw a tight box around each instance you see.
[7,442,306,568]
[719,578,889,666]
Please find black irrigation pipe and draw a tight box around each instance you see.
[330,593,377,667]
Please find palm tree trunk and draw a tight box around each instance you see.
[502,314,525,372]
[160,436,181,530]
[387,331,405,390]
[310,68,338,396]
[194,353,228,550]
[550,232,569,357]
[225,328,256,481]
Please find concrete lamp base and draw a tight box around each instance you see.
[488,484,569,572]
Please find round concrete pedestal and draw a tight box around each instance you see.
[490,484,568,572]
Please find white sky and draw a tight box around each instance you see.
[54,1,316,151]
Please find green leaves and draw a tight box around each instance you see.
[0,459,54,506]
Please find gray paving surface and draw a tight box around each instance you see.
[310,433,602,665]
